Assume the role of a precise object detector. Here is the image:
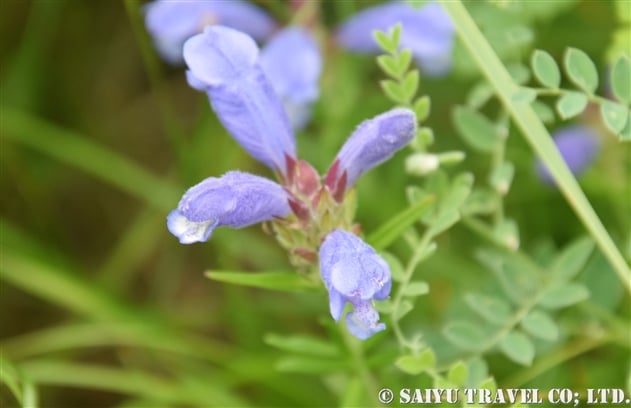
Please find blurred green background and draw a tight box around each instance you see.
[1,1,629,407]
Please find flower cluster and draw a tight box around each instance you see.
[166,25,417,339]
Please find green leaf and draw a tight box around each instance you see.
[600,101,629,134]
[275,356,350,374]
[619,118,631,141]
[551,237,594,281]
[564,47,599,94]
[399,49,413,74]
[263,333,340,357]
[507,63,531,85]
[447,361,469,387]
[520,310,559,341]
[428,209,460,236]
[461,188,496,216]
[402,281,430,297]
[453,106,500,152]
[611,54,631,103]
[381,252,405,283]
[380,79,406,103]
[532,100,556,124]
[376,54,400,78]
[493,218,520,251]
[479,376,497,393]
[467,81,494,108]
[488,161,515,195]
[373,30,396,54]
[464,293,513,325]
[531,50,561,88]
[367,194,435,250]
[395,349,436,375]
[539,282,590,309]
[443,172,474,211]
[401,70,420,103]
[393,300,414,320]
[556,91,588,119]
[499,331,535,366]
[511,87,537,103]
[443,321,487,351]
[413,95,431,122]
[205,271,319,292]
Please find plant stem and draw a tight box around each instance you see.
[441,0,631,294]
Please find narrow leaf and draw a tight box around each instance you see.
[539,282,590,309]
[205,271,320,292]
[393,300,413,320]
[532,100,555,124]
[611,54,631,103]
[367,195,435,250]
[263,333,340,357]
[402,70,420,103]
[520,310,559,341]
[499,331,535,366]
[551,237,594,281]
[373,30,395,54]
[564,47,599,94]
[531,50,561,88]
[275,356,350,374]
[453,106,500,152]
[376,54,400,78]
[380,79,406,103]
[556,91,588,119]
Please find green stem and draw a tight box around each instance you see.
[391,229,433,350]
[339,325,379,406]
[441,0,631,294]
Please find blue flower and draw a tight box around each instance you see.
[260,27,322,130]
[337,1,454,76]
[319,229,391,340]
[536,125,600,185]
[184,26,297,177]
[144,0,275,64]
[167,171,290,244]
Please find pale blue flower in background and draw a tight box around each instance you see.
[337,1,454,76]
[144,0,275,64]
[319,229,392,340]
[536,125,600,185]
[260,27,322,130]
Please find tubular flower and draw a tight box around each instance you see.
[167,171,290,244]
[169,26,416,339]
[337,1,454,76]
[319,229,391,340]
[184,26,296,176]
[144,0,275,64]
[536,125,600,185]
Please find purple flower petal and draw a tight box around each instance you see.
[167,171,290,244]
[536,125,600,185]
[336,1,454,76]
[319,229,391,339]
[345,301,386,340]
[328,108,416,189]
[260,27,322,129]
[184,26,297,175]
[144,0,276,64]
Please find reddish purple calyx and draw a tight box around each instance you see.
[324,159,348,203]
